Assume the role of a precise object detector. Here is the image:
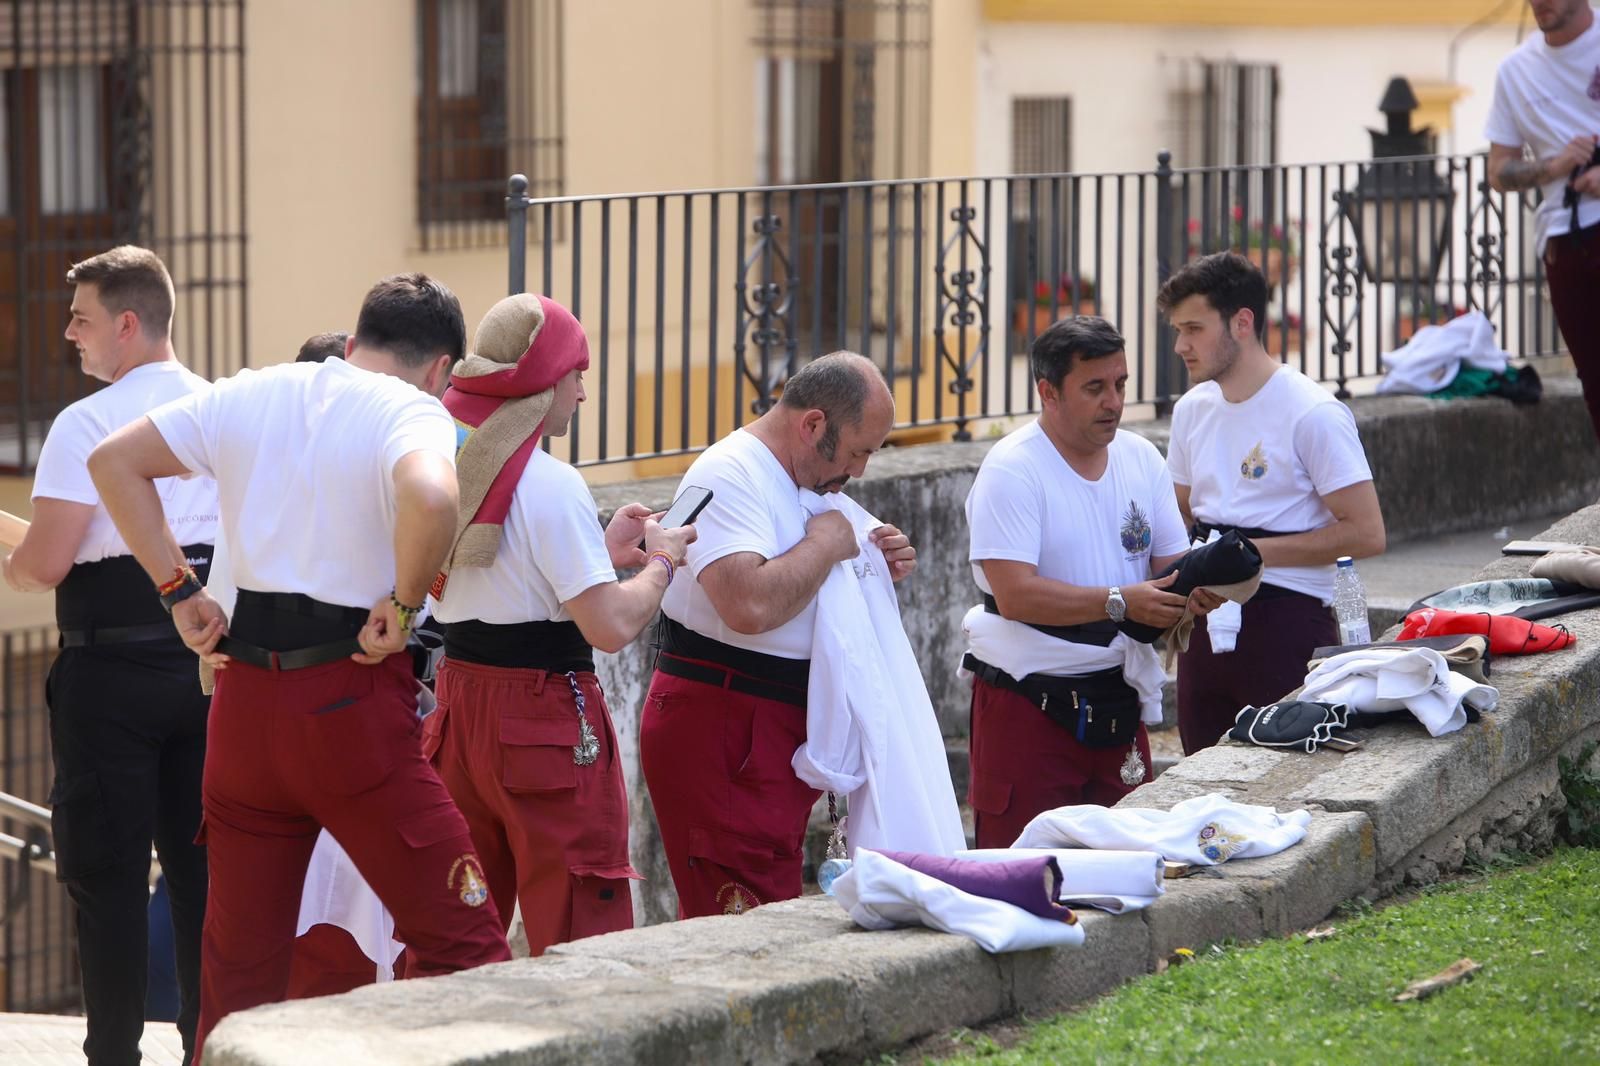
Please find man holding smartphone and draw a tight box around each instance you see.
[1487,0,1600,441]
[427,293,696,955]
[640,351,918,918]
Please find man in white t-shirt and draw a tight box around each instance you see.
[1486,0,1600,440]
[427,293,695,955]
[1161,252,1385,754]
[2,246,215,1066]
[963,316,1200,849]
[640,352,918,918]
[85,274,510,1059]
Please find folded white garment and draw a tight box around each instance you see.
[1011,793,1311,865]
[1299,646,1498,738]
[1376,310,1509,395]
[296,830,402,980]
[832,848,1086,952]
[960,604,1166,726]
[792,491,966,857]
[957,847,1165,913]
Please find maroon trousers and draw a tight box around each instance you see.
[195,656,509,1058]
[425,659,637,955]
[1176,589,1337,755]
[967,675,1153,850]
[1546,229,1600,442]
[638,664,820,918]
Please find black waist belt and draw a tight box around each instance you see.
[443,618,595,674]
[58,622,180,649]
[54,544,213,632]
[963,652,1142,749]
[217,589,368,672]
[981,593,1118,647]
[654,615,809,707]
[1189,521,1298,543]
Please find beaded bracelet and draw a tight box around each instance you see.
[391,593,424,632]
[647,550,675,585]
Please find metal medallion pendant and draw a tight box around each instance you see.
[565,672,600,767]
[1120,747,1147,787]
[817,806,852,895]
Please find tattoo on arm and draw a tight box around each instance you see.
[1496,158,1546,191]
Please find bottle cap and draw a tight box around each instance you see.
[1336,556,1354,567]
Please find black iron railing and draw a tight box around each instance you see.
[0,625,77,1013]
[506,152,1559,469]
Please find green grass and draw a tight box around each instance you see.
[928,848,1600,1066]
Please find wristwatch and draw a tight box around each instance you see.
[1105,585,1127,623]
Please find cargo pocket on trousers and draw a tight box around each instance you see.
[48,772,115,882]
[500,716,580,794]
[567,863,638,943]
[966,774,1014,820]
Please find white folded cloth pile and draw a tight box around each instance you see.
[1299,645,1498,737]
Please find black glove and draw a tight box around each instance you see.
[1230,699,1349,753]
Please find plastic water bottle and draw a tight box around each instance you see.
[1333,556,1372,646]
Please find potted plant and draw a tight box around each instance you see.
[1013,274,1098,337]
[1187,209,1301,290]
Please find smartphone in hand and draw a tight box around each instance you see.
[640,485,713,549]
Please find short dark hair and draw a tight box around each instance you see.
[1030,315,1126,388]
[296,331,350,364]
[65,245,176,339]
[1157,252,1268,340]
[353,273,466,367]
[779,351,885,460]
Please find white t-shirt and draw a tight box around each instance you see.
[432,450,617,624]
[1485,17,1600,252]
[662,428,877,660]
[1167,365,1373,604]
[32,360,218,563]
[149,358,456,610]
[966,422,1189,602]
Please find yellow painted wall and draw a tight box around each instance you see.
[984,0,1528,26]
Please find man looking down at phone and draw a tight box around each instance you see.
[963,316,1209,848]
[1487,0,1600,441]
[640,351,918,918]
[427,293,696,955]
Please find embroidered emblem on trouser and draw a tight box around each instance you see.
[715,882,760,915]
[448,854,490,906]
[565,671,600,767]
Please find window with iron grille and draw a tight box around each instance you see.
[416,0,565,250]
[0,0,247,476]
[1167,58,1281,257]
[1008,96,1076,340]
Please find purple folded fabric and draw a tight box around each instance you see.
[876,849,1076,923]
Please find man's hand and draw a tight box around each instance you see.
[1123,571,1188,628]
[1550,135,1598,185]
[869,523,917,582]
[354,596,412,665]
[1188,587,1227,617]
[1576,165,1600,198]
[806,510,859,564]
[604,502,655,570]
[172,589,231,667]
[642,517,697,568]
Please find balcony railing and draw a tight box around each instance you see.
[504,152,1558,470]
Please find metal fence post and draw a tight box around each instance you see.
[1152,151,1179,416]
[506,174,531,296]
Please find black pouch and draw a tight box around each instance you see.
[1031,666,1143,749]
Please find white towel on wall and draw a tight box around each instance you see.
[957,847,1165,913]
[1011,793,1312,865]
[1376,310,1508,395]
[1298,645,1498,737]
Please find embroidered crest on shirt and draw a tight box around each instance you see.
[1589,66,1600,102]
[716,881,761,915]
[1119,500,1153,559]
[448,855,490,906]
[1240,442,1269,481]
[1197,822,1248,862]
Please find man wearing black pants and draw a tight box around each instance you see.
[3,246,216,1065]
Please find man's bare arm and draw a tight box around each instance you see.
[1489,138,1596,193]
[392,450,459,607]
[87,417,194,583]
[697,510,858,635]
[2,499,94,592]
[1253,480,1385,569]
